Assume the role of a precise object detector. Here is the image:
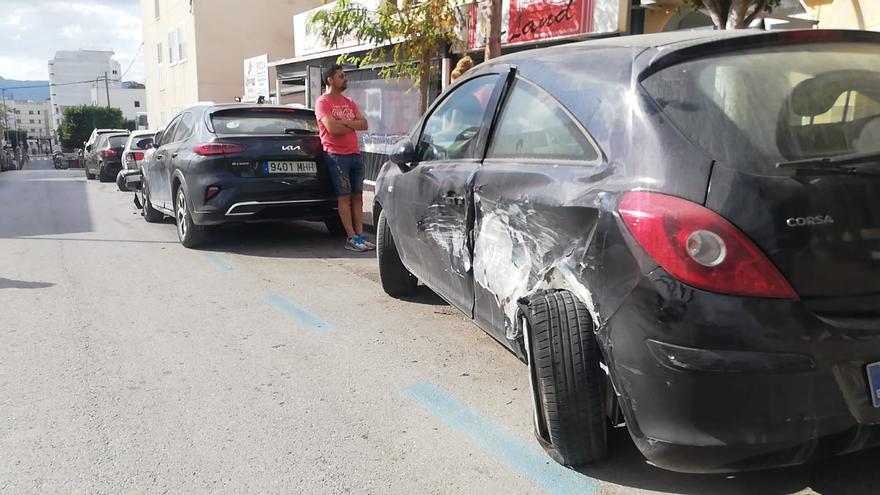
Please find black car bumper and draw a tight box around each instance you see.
[186,174,337,225]
[605,271,880,473]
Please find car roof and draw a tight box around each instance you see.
[481,29,880,81]
[96,128,129,132]
[202,103,315,114]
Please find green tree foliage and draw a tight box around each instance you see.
[123,119,137,131]
[59,106,126,149]
[686,0,782,29]
[309,0,461,112]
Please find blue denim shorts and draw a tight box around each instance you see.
[325,153,365,196]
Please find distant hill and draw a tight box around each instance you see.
[0,76,50,102]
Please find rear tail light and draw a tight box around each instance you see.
[193,143,246,156]
[131,151,145,161]
[102,149,119,158]
[205,186,221,201]
[618,191,797,299]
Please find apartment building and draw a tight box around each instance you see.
[90,87,148,121]
[140,0,321,129]
[48,50,122,132]
[7,100,52,141]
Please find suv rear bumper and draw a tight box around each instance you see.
[605,272,880,473]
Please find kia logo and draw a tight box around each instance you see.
[786,215,834,227]
[281,145,301,151]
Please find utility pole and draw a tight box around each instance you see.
[485,0,502,61]
[0,88,7,145]
[104,71,110,108]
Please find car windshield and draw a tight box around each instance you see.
[108,135,128,147]
[641,42,880,173]
[211,109,318,135]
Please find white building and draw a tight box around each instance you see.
[48,50,122,132]
[90,87,147,120]
[5,100,53,148]
[140,0,320,129]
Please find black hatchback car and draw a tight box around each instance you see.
[133,104,340,247]
[374,30,880,473]
[84,132,129,181]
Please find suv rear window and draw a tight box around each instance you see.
[108,135,128,147]
[211,109,318,135]
[641,42,880,173]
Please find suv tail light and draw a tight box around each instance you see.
[130,151,145,161]
[618,191,797,299]
[193,143,246,156]
[102,149,119,158]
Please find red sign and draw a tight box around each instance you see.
[467,0,596,49]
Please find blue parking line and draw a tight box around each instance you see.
[402,383,596,495]
[203,253,233,272]
[264,293,334,332]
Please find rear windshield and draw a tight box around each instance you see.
[211,109,318,135]
[641,42,880,173]
[130,135,153,149]
[108,135,128,147]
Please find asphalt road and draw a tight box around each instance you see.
[1,157,878,494]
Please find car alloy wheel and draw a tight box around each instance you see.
[176,188,188,240]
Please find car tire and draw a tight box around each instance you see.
[175,186,207,249]
[324,216,347,237]
[142,181,163,223]
[85,166,95,180]
[523,289,607,467]
[98,165,110,182]
[377,209,417,297]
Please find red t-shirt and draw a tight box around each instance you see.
[315,93,361,155]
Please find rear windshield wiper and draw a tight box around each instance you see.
[777,151,880,172]
[284,128,315,135]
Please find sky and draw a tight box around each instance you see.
[0,0,144,82]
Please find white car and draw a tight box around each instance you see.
[116,130,157,191]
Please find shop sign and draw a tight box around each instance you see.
[464,0,621,50]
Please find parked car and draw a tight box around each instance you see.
[373,29,880,473]
[116,130,156,191]
[52,151,67,169]
[84,132,129,181]
[83,129,129,180]
[130,104,339,247]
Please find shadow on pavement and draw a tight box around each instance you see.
[400,285,449,307]
[199,220,378,260]
[0,277,55,289]
[576,428,880,494]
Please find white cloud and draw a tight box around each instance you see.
[0,0,144,82]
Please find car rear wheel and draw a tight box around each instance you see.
[175,187,207,248]
[377,209,417,297]
[522,289,607,467]
[84,165,95,180]
[142,181,163,223]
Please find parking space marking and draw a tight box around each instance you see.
[402,383,596,495]
[264,293,334,333]
[203,252,234,272]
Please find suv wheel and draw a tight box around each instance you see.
[175,186,207,248]
[377,209,417,297]
[522,289,608,467]
[84,165,95,180]
[141,181,163,223]
[324,216,347,237]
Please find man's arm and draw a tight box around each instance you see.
[343,112,369,131]
[320,116,355,136]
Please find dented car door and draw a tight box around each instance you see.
[388,73,505,314]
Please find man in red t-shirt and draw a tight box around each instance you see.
[315,64,375,252]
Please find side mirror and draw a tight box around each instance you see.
[136,138,153,149]
[85,145,92,152]
[390,138,417,166]
[152,131,163,148]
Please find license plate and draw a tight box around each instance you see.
[265,161,316,174]
[868,361,880,408]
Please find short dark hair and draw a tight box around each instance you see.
[323,64,344,85]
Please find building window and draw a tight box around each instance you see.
[112,70,118,75]
[29,110,34,115]
[36,110,40,115]
[134,101,141,108]
[29,119,34,124]
[157,41,163,64]
[168,30,176,64]
[176,24,186,62]
[154,0,160,18]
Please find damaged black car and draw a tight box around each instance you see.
[373,29,880,473]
